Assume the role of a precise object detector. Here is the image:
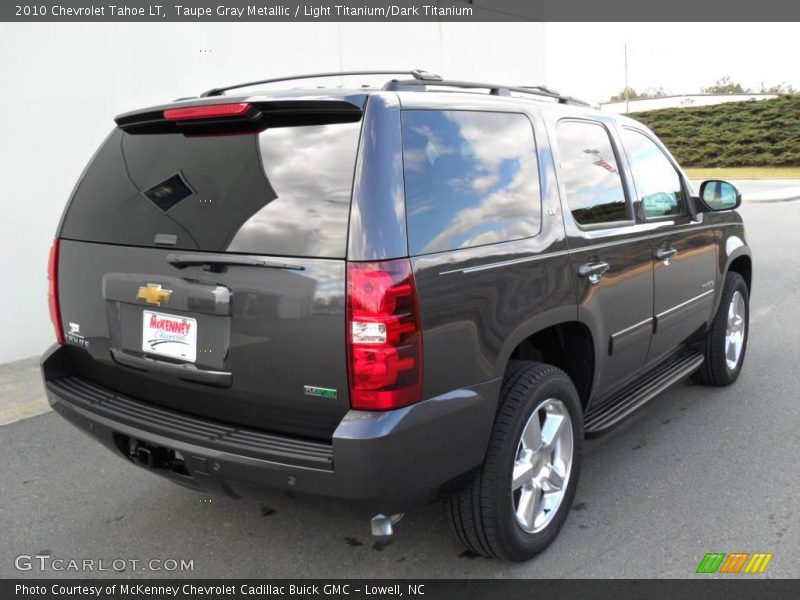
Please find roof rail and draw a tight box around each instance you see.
[200,69,442,98]
[383,78,590,107]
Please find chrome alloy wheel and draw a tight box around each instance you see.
[725,290,746,371]
[511,398,574,533]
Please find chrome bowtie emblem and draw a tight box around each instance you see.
[136,283,173,306]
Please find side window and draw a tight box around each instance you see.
[622,128,687,219]
[556,120,629,226]
[401,110,541,256]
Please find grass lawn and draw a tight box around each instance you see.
[630,97,800,169]
[684,166,800,180]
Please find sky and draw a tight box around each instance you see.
[544,23,800,105]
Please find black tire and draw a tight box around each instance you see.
[693,272,749,386]
[443,361,583,561]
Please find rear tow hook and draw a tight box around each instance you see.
[132,446,154,468]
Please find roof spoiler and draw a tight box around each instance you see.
[114,99,363,135]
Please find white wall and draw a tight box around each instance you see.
[0,22,544,364]
[599,93,779,114]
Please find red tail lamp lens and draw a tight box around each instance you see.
[346,259,423,410]
[48,239,64,344]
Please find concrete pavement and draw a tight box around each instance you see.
[1,197,798,579]
[0,357,48,426]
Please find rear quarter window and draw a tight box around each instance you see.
[401,110,542,256]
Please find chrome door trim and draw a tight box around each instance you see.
[436,223,736,276]
[438,249,570,276]
[654,289,715,333]
[609,316,654,355]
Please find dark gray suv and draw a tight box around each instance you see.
[42,70,752,561]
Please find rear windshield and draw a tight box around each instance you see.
[60,119,362,258]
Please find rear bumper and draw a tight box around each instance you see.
[42,344,500,514]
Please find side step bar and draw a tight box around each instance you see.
[584,351,704,436]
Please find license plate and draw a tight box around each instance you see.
[142,310,197,362]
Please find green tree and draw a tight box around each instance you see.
[609,87,667,102]
[610,87,640,102]
[641,87,667,99]
[702,76,746,94]
[758,82,796,94]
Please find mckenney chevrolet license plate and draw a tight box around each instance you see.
[142,310,197,362]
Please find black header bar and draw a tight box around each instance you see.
[5,0,800,22]
[5,579,800,600]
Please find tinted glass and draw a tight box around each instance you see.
[556,121,629,225]
[622,128,687,218]
[701,180,739,210]
[61,120,361,258]
[402,110,541,255]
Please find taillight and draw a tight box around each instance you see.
[346,259,423,410]
[164,103,251,120]
[48,239,64,344]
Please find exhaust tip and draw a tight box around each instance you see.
[370,513,404,537]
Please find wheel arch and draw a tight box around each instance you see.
[727,253,752,293]
[714,245,753,315]
[502,320,595,409]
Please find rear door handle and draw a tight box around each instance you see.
[110,349,232,387]
[578,261,610,284]
[655,247,678,262]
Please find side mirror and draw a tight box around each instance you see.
[697,180,741,212]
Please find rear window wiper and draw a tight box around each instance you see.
[167,253,305,271]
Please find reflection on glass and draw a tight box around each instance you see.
[402,110,541,255]
[90,121,362,256]
[702,181,738,210]
[229,122,362,257]
[622,128,686,218]
[556,121,628,225]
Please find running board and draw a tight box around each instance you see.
[584,351,704,436]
